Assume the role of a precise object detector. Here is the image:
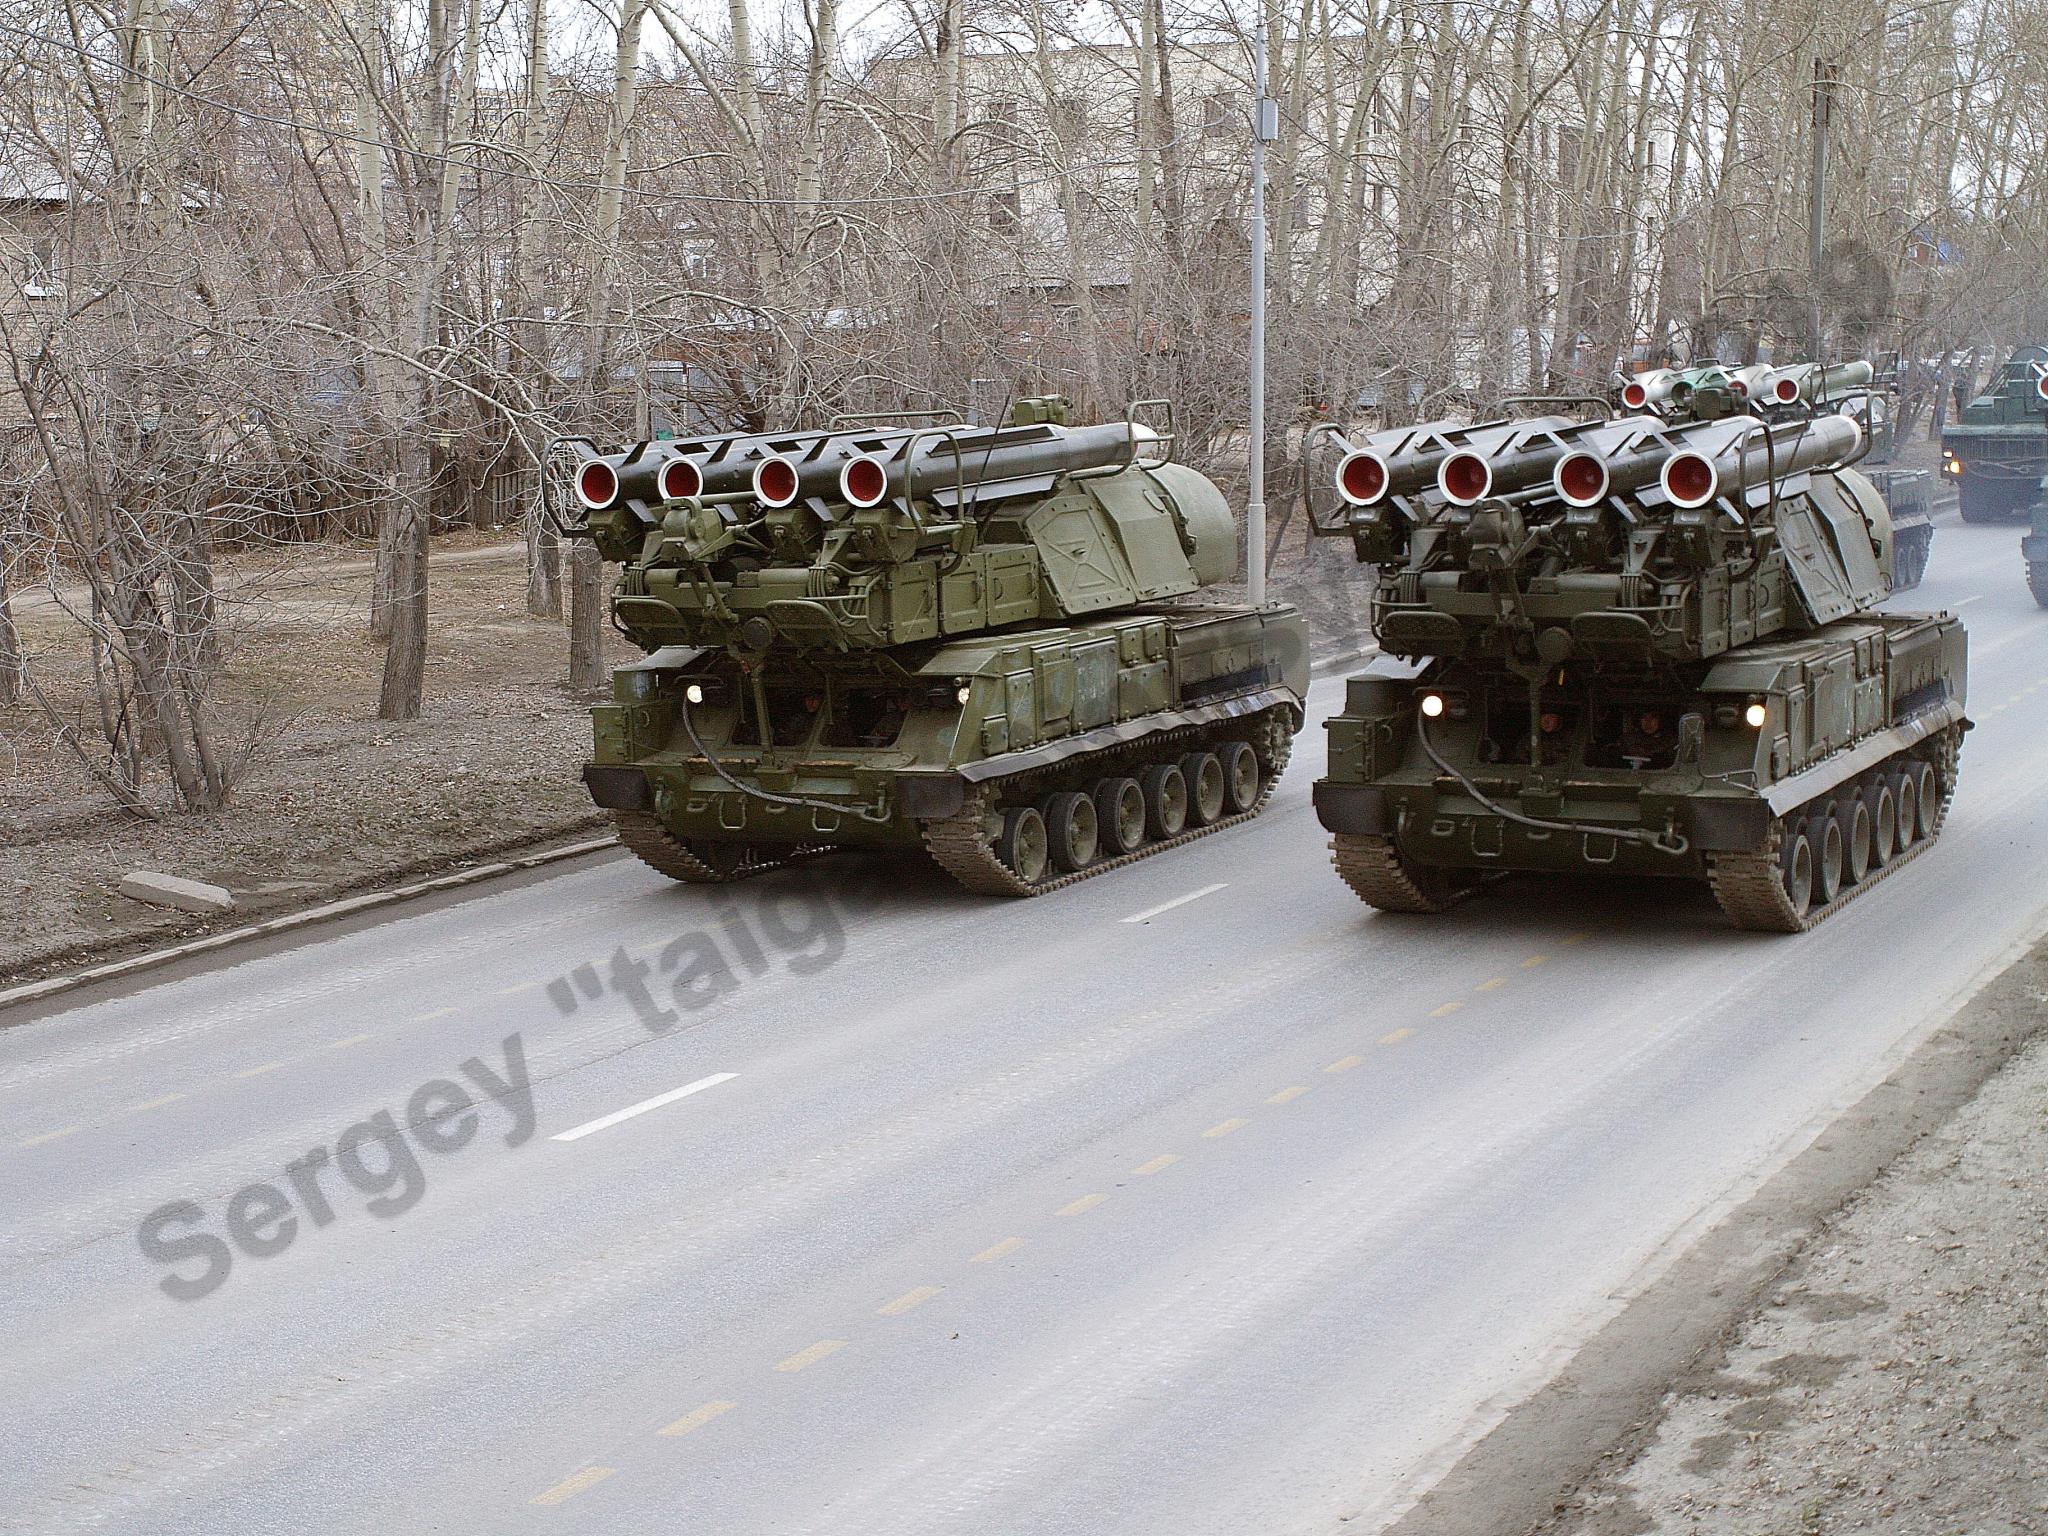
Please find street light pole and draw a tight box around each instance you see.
[1247,14,1276,607]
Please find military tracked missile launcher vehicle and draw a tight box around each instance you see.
[1941,345,2048,523]
[557,398,1308,894]
[1305,380,1968,932]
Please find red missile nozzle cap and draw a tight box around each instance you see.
[1662,451,1717,507]
[1555,452,1609,506]
[1772,376,1801,404]
[575,460,620,510]
[841,456,888,507]
[1439,452,1491,505]
[658,458,703,501]
[753,457,800,507]
[1337,451,1388,505]
[1621,382,1649,410]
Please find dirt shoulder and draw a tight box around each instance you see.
[1388,930,2048,1536]
[0,533,624,984]
[1545,941,2048,1536]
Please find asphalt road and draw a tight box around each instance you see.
[3,515,2045,1536]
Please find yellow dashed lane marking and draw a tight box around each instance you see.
[878,1286,942,1316]
[1133,1153,1180,1177]
[125,1093,186,1115]
[530,1466,616,1505]
[20,1126,79,1148]
[1058,1193,1109,1216]
[1203,1117,1248,1138]
[774,1339,847,1373]
[414,1006,458,1022]
[658,1400,735,1437]
[495,981,539,998]
[1521,954,1548,969]
[1476,977,1507,992]
[1324,1054,1365,1073]
[1379,1028,1415,1046]
[1266,1085,1309,1105]
[326,1033,373,1049]
[1429,1001,1463,1018]
[1563,931,1592,946]
[232,1062,283,1079]
[971,1236,1025,1263]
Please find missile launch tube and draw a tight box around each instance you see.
[836,421,1163,510]
[1658,412,1863,509]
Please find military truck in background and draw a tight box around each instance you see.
[1940,344,2048,523]
[556,398,1309,895]
[1306,366,1968,933]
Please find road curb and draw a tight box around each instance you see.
[0,834,621,1013]
[7,644,1375,1016]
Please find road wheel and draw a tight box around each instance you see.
[1218,740,1261,813]
[1781,825,1815,919]
[1811,812,1845,903]
[1179,751,1226,826]
[1894,769,1920,851]
[1912,760,1941,839]
[1139,762,1188,840]
[1093,776,1147,855]
[996,806,1050,884]
[1866,781,1897,869]
[1040,791,1099,872]
[1842,795,1873,884]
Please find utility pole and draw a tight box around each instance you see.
[1247,14,1278,606]
[1809,58,1835,362]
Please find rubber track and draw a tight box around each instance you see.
[2028,561,2048,609]
[612,809,828,884]
[1328,834,1463,913]
[920,709,1296,897]
[1707,731,1961,933]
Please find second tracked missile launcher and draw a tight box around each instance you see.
[559,398,1308,894]
[1306,382,1968,932]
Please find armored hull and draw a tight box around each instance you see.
[1315,613,1965,930]
[584,605,1303,889]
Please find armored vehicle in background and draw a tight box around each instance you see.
[1941,345,2048,523]
[559,399,1308,894]
[2023,504,2048,606]
[1307,374,1968,932]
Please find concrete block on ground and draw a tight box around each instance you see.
[118,871,236,915]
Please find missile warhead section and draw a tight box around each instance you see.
[560,398,1309,894]
[1941,344,2048,523]
[1307,375,1969,932]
